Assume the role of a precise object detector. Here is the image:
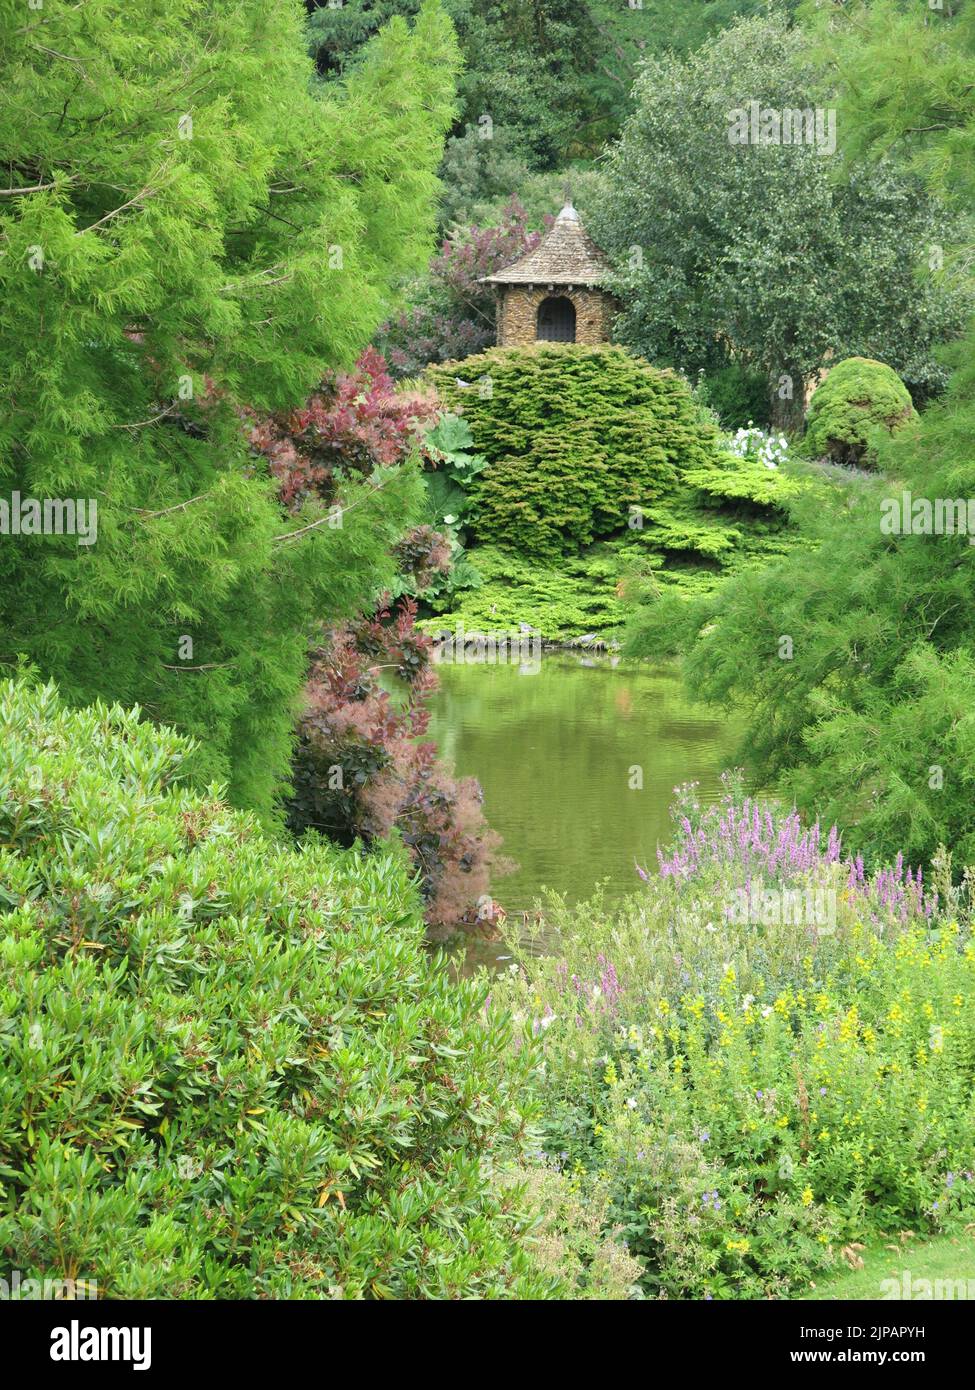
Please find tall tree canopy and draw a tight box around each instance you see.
[627,1,975,867]
[0,0,460,822]
[590,13,968,423]
[307,1,794,170]
[804,0,975,207]
[309,0,606,166]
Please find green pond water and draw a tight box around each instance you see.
[427,652,741,938]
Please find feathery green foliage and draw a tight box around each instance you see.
[0,0,459,823]
[803,0,975,207]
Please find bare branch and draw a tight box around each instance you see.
[273,469,402,545]
[110,407,178,431]
[76,163,172,235]
[0,180,60,196]
[161,661,236,672]
[131,491,212,521]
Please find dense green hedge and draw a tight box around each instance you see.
[0,678,549,1299]
[700,364,772,429]
[804,357,917,467]
[428,346,722,559]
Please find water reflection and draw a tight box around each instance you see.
[427,652,741,948]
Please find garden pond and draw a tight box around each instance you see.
[426,650,742,966]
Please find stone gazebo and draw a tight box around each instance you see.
[481,202,615,347]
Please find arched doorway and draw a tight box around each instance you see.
[536,295,576,343]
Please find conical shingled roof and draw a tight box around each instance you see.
[481,202,610,287]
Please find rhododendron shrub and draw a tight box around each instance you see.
[0,677,548,1299]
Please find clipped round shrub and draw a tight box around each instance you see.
[0,677,550,1300]
[804,357,917,467]
[427,346,722,559]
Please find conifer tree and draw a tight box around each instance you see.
[0,0,460,821]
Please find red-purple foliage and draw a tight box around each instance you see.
[392,524,452,595]
[376,199,548,377]
[289,599,506,936]
[247,349,503,934]
[248,346,439,509]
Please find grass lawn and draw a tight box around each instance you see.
[797,1231,975,1300]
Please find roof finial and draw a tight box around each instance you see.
[557,179,578,222]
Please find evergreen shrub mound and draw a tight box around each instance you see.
[0,678,548,1299]
[804,357,917,467]
[427,346,722,559]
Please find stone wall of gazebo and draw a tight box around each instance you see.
[496,285,615,347]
